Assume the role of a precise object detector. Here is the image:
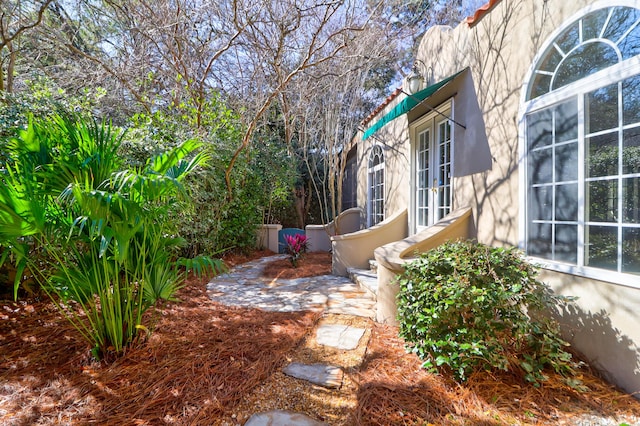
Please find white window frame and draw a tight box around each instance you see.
[367,145,385,227]
[518,1,640,288]
[410,102,454,234]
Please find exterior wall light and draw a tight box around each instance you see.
[406,59,432,94]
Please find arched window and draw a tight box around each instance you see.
[523,4,640,282]
[529,6,640,99]
[368,145,385,226]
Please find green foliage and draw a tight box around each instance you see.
[123,100,298,257]
[0,114,224,359]
[0,77,102,139]
[397,240,582,387]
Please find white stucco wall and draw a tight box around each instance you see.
[357,108,411,224]
[421,0,640,396]
[358,0,640,396]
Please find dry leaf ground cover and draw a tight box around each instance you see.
[1,250,640,425]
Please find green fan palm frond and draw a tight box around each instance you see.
[146,139,206,176]
[1,113,220,359]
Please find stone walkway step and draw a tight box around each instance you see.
[244,410,327,425]
[206,255,375,424]
[315,324,366,350]
[282,362,343,389]
[347,267,378,300]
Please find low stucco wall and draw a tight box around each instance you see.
[256,224,282,253]
[374,207,474,324]
[305,208,362,252]
[331,209,408,276]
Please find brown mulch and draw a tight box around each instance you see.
[2,250,640,425]
[261,252,332,279]
[221,248,275,268]
[351,323,640,425]
[0,275,319,425]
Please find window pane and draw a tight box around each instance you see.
[623,177,640,223]
[528,223,552,258]
[618,19,640,59]
[586,225,618,271]
[555,143,578,181]
[623,75,640,124]
[602,7,640,47]
[439,186,450,211]
[553,43,619,90]
[530,148,553,184]
[582,8,611,41]
[555,100,578,142]
[555,183,578,221]
[538,45,563,73]
[587,84,619,134]
[527,109,552,149]
[556,22,579,54]
[622,227,640,274]
[529,186,552,221]
[587,132,618,178]
[530,74,552,99]
[623,127,640,175]
[555,224,578,263]
[588,179,618,222]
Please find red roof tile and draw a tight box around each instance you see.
[361,86,403,126]
[465,0,501,26]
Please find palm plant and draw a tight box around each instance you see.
[0,114,224,358]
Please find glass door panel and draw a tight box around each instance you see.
[415,118,453,232]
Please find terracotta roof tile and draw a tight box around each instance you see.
[465,0,501,26]
[361,87,403,126]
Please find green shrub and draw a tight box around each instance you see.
[0,114,224,359]
[122,103,297,257]
[397,240,581,387]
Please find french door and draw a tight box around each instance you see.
[415,118,453,232]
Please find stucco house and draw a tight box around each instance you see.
[332,0,640,396]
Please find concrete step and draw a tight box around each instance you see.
[368,259,378,274]
[347,267,377,300]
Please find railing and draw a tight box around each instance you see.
[373,207,474,324]
[305,207,362,252]
[331,209,408,276]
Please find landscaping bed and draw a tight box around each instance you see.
[1,251,640,425]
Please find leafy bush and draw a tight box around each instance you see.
[397,240,581,386]
[122,102,297,257]
[0,114,224,359]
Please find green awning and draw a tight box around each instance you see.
[362,70,464,141]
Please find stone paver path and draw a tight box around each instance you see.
[206,255,376,425]
[282,363,343,389]
[315,324,366,350]
[206,255,375,318]
[244,410,328,426]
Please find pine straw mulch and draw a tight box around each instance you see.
[0,277,319,425]
[260,251,332,279]
[2,250,640,425]
[351,323,640,425]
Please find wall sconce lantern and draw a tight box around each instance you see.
[406,59,432,94]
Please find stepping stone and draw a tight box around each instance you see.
[244,410,328,425]
[315,324,366,350]
[282,362,343,388]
